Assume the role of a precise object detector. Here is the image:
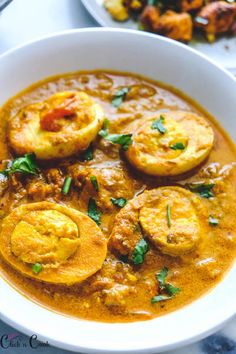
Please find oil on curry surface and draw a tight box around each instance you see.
[0,71,235,322]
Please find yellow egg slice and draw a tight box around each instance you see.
[125,111,214,176]
[139,187,203,256]
[0,202,107,285]
[8,91,105,160]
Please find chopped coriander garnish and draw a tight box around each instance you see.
[81,144,94,161]
[62,176,72,195]
[112,87,130,108]
[151,115,166,134]
[111,197,127,208]
[165,283,181,296]
[209,215,219,226]
[103,133,133,151]
[88,198,102,225]
[132,239,149,265]
[99,119,110,138]
[32,263,42,274]
[166,204,171,228]
[170,142,186,150]
[151,267,180,304]
[0,153,39,176]
[188,183,215,199]
[157,266,168,289]
[90,175,99,192]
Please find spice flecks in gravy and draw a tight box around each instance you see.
[0,71,235,322]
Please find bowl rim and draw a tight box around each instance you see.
[0,0,12,12]
[0,28,236,354]
[0,27,235,81]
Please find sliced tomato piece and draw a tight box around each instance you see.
[40,108,74,132]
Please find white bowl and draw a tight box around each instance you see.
[0,0,12,12]
[0,28,235,354]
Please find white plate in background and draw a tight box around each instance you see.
[81,0,236,72]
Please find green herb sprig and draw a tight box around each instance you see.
[90,175,99,192]
[111,197,127,208]
[151,267,180,303]
[151,116,166,134]
[103,133,133,151]
[88,198,102,225]
[187,183,215,199]
[166,204,171,228]
[98,119,110,138]
[81,144,94,161]
[112,87,130,108]
[170,142,186,150]
[0,153,39,176]
[132,239,149,265]
[62,176,72,195]
[32,263,42,274]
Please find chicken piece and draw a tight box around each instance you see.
[195,1,236,42]
[179,0,203,12]
[154,10,193,42]
[110,187,205,258]
[140,5,160,31]
[104,0,129,21]
[102,284,136,307]
[68,165,134,211]
[27,180,53,201]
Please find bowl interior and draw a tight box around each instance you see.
[0,29,235,353]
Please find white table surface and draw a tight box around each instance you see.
[0,1,235,353]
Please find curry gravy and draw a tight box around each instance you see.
[0,71,235,322]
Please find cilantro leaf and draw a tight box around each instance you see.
[32,263,42,274]
[166,204,171,228]
[151,115,166,134]
[0,153,39,176]
[90,176,99,192]
[156,267,168,289]
[111,197,127,208]
[132,239,149,265]
[209,215,219,226]
[170,142,186,150]
[112,87,130,108]
[152,267,180,303]
[81,144,93,161]
[188,183,215,198]
[165,283,180,296]
[61,176,72,195]
[99,119,110,138]
[88,198,102,225]
[104,133,133,151]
